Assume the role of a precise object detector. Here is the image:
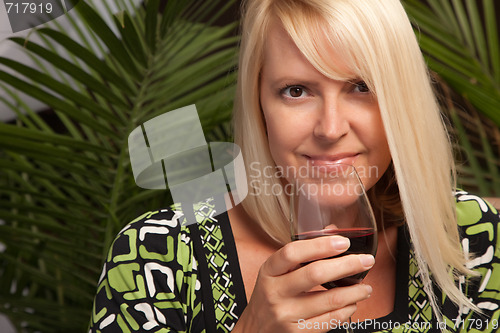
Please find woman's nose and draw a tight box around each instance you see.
[312,99,350,142]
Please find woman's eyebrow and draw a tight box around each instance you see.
[268,78,320,87]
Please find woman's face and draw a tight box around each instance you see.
[259,24,391,190]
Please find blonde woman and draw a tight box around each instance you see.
[90,0,500,332]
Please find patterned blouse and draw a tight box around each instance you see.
[89,191,500,332]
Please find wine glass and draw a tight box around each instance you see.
[289,164,377,332]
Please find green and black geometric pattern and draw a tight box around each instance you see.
[194,200,242,332]
[89,197,244,332]
[394,192,500,333]
[89,192,500,332]
[90,206,203,332]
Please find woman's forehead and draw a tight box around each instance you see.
[263,20,357,81]
[263,23,302,62]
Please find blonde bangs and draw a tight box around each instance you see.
[272,0,368,85]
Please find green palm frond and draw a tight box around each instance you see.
[451,106,500,196]
[403,0,500,196]
[434,75,500,196]
[0,1,238,331]
[403,0,500,127]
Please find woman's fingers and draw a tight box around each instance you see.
[241,237,375,333]
[292,283,372,320]
[282,254,375,294]
[262,236,351,276]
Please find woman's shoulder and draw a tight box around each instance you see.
[120,204,187,233]
[452,191,500,321]
[107,197,227,267]
[454,190,499,258]
[121,205,188,233]
[109,205,192,261]
[90,204,210,332]
[455,190,500,229]
[100,206,196,284]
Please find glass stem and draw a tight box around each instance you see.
[345,317,354,333]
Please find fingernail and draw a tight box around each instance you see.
[332,237,350,250]
[364,284,373,295]
[360,254,375,267]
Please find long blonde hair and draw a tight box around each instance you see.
[233,0,478,321]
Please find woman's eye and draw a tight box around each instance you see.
[353,81,370,93]
[281,86,307,98]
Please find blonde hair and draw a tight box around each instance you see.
[233,0,478,321]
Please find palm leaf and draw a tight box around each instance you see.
[432,73,500,197]
[403,0,500,127]
[0,0,238,331]
[403,0,500,197]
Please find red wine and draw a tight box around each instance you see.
[293,228,376,289]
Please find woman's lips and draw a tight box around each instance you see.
[305,153,359,167]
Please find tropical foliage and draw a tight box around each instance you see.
[0,0,499,332]
[0,0,238,331]
[403,0,500,196]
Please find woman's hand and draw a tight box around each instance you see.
[232,236,374,332]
